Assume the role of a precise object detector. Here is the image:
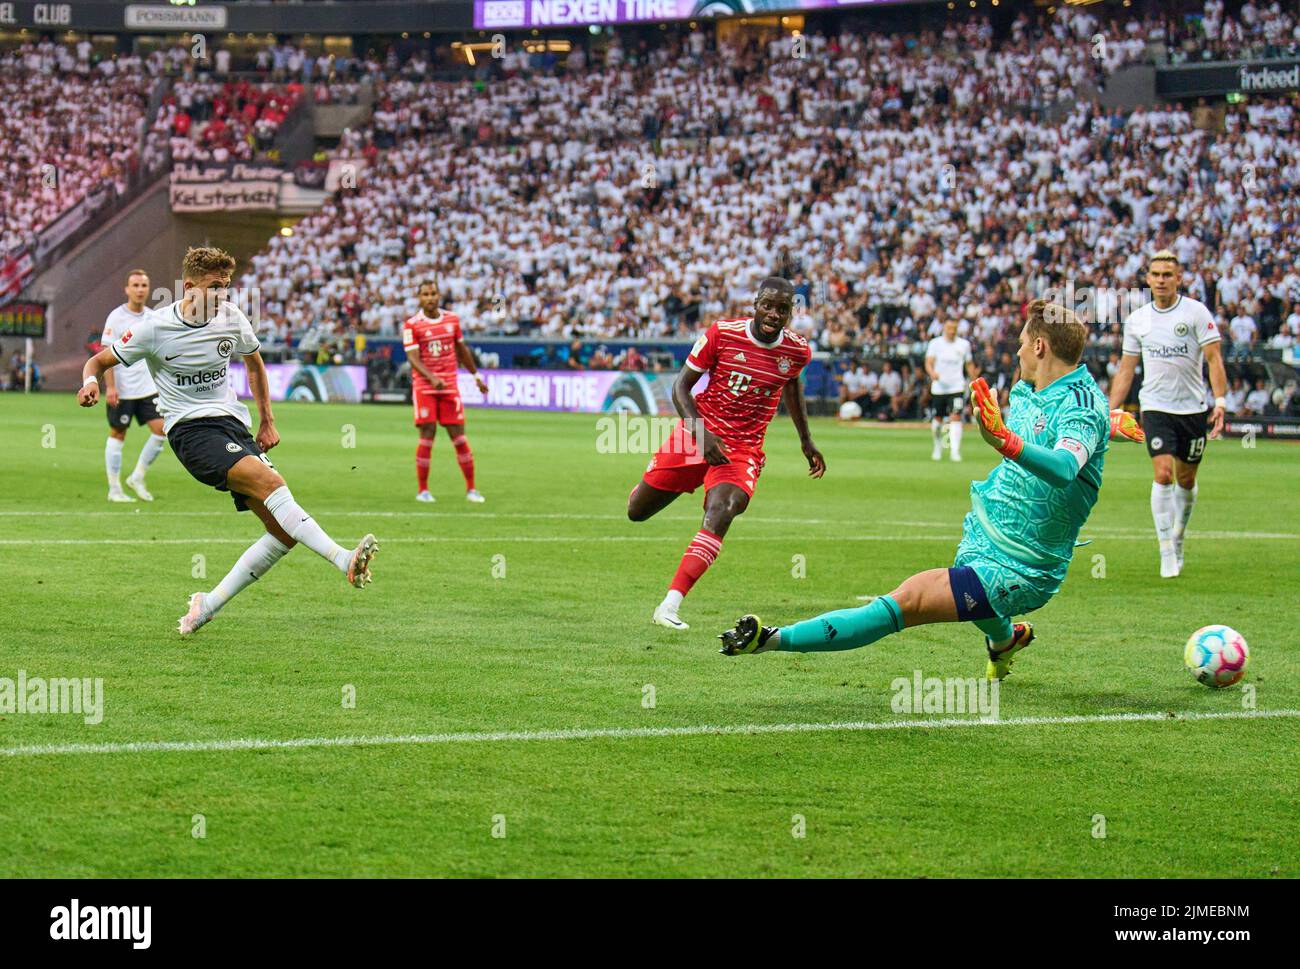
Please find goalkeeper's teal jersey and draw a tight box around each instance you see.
[967,364,1110,579]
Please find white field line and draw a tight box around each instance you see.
[0,535,958,546]
[3,708,1296,759]
[0,511,1295,544]
[3,531,1297,546]
[0,510,959,527]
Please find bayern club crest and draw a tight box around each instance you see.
[777,356,792,375]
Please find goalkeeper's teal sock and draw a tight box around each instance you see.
[778,596,904,652]
[974,616,1014,649]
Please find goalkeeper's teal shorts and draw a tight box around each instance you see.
[953,514,1063,619]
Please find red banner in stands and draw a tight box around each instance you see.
[0,249,36,307]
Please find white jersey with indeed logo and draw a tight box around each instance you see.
[1121,295,1220,415]
[109,299,261,433]
[926,335,973,395]
[101,305,157,400]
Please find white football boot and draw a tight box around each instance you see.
[652,603,689,631]
[178,592,213,636]
[125,472,154,501]
[347,534,378,588]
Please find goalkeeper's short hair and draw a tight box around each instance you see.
[1026,298,1087,365]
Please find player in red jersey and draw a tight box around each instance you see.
[403,280,489,503]
[627,277,826,630]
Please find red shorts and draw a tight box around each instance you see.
[641,421,764,499]
[413,389,464,426]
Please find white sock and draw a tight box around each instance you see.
[1173,483,1197,545]
[660,589,684,614]
[105,437,124,489]
[133,433,167,478]
[207,533,291,615]
[263,485,350,572]
[950,420,963,455]
[1151,482,1177,553]
[931,419,942,449]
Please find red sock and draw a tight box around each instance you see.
[670,529,722,598]
[416,439,432,492]
[451,434,475,491]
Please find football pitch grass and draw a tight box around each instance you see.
[1,395,1295,877]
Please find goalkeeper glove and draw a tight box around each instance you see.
[1109,409,1145,443]
[971,377,1023,459]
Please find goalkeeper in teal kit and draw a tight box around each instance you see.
[719,300,1145,679]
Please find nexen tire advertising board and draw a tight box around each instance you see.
[475,0,899,30]
[453,369,679,414]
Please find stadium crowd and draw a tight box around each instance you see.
[155,78,304,163]
[0,43,166,256]
[239,6,1299,388]
[1161,0,1300,62]
[0,36,314,257]
[2,2,1296,412]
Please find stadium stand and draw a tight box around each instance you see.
[2,1,1296,414]
[0,43,168,258]
[237,6,1298,384]
[1160,0,1300,62]
[156,78,305,163]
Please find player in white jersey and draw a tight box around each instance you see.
[1108,251,1228,578]
[925,319,978,461]
[99,270,168,502]
[77,247,378,634]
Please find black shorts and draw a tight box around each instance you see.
[167,416,274,512]
[1142,409,1209,464]
[106,395,161,430]
[931,392,964,417]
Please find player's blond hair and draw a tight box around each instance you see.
[125,268,149,283]
[1025,298,1087,365]
[182,246,236,282]
[1149,249,1180,270]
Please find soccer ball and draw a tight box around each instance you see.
[1184,625,1250,688]
[838,400,863,421]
